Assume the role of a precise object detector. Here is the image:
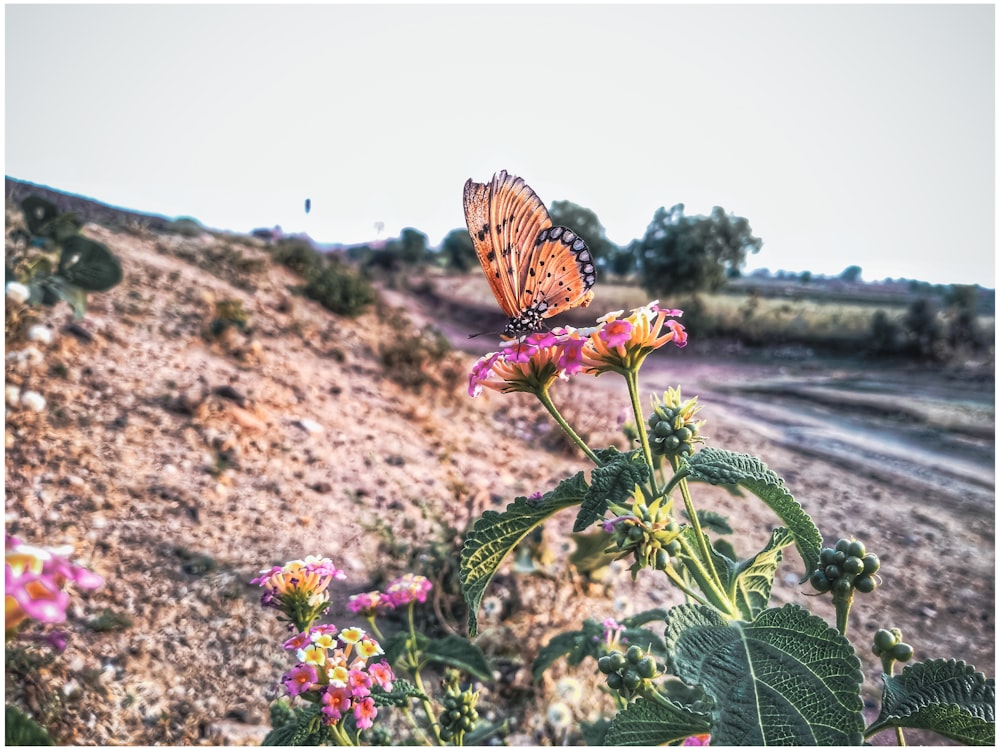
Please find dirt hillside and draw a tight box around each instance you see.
[4,210,994,745]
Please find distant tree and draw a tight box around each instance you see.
[439,228,477,272]
[840,265,863,283]
[399,227,428,266]
[799,271,812,284]
[945,284,987,351]
[870,310,902,355]
[636,204,762,297]
[548,200,618,270]
[902,297,944,359]
[607,241,638,279]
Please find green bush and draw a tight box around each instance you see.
[272,238,323,278]
[303,260,376,317]
[379,322,454,391]
[165,217,204,237]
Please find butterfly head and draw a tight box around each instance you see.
[502,302,548,339]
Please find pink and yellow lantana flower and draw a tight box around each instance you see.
[468,303,686,397]
[279,622,395,728]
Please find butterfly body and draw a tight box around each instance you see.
[463,171,596,338]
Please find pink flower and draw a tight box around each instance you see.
[250,556,345,630]
[683,733,711,745]
[6,535,104,632]
[368,660,394,692]
[321,685,352,723]
[348,668,372,697]
[582,302,687,375]
[353,696,378,729]
[283,631,312,650]
[600,318,633,348]
[468,352,502,397]
[553,328,587,374]
[282,663,318,697]
[384,574,432,606]
[348,591,391,617]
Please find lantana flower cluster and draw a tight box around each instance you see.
[347,573,433,618]
[5,533,104,643]
[469,301,686,397]
[280,623,394,729]
[251,555,346,630]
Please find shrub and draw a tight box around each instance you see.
[272,238,323,278]
[303,259,376,317]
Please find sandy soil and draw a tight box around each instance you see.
[5,222,994,745]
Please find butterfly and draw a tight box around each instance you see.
[463,170,596,339]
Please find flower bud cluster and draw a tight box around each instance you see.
[438,672,479,743]
[606,498,682,576]
[648,387,704,459]
[809,538,880,596]
[597,645,658,701]
[872,627,914,663]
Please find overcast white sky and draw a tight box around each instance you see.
[5,3,995,286]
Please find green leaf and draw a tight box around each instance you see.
[6,705,53,746]
[58,235,123,291]
[604,696,712,745]
[422,634,493,681]
[20,196,60,235]
[624,607,671,629]
[665,603,865,745]
[263,703,331,746]
[569,530,617,576]
[532,628,598,682]
[688,508,733,535]
[39,213,84,242]
[676,526,739,608]
[732,527,795,621]
[371,678,426,706]
[680,448,822,581]
[45,277,89,318]
[261,722,298,747]
[867,659,995,745]
[460,473,587,636]
[575,447,648,531]
[531,610,668,682]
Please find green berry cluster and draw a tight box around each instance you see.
[872,628,914,663]
[438,684,479,743]
[809,538,880,595]
[648,404,700,458]
[611,517,681,574]
[597,645,658,700]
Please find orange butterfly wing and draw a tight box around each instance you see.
[522,226,596,320]
[463,170,596,335]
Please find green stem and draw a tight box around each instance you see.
[405,603,443,745]
[330,723,354,746]
[366,614,385,642]
[660,561,711,607]
[399,706,434,746]
[833,590,853,637]
[669,458,729,608]
[675,533,738,617]
[624,369,655,476]
[535,387,601,465]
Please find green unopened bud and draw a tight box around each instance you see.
[647,387,706,459]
